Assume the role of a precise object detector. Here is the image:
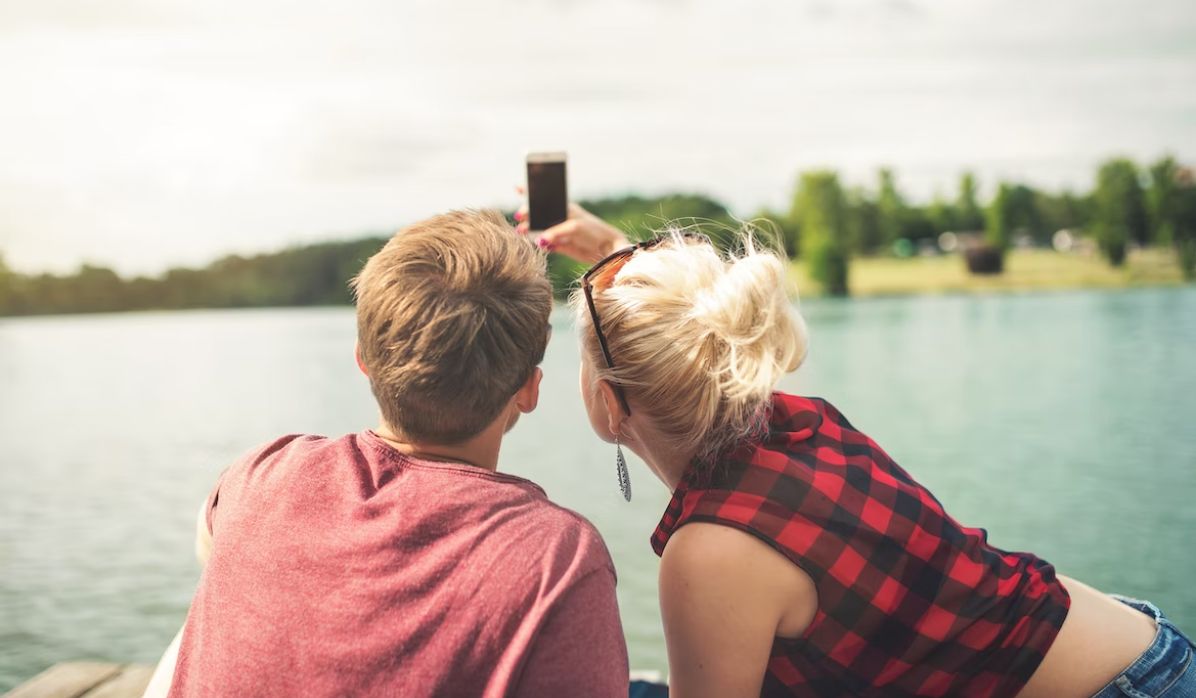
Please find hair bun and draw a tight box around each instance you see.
[689,245,807,402]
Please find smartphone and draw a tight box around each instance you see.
[526,152,568,232]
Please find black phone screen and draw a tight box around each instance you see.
[527,159,568,231]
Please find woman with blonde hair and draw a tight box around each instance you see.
[521,206,1195,697]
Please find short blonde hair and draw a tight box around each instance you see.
[353,209,551,444]
[572,229,807,464]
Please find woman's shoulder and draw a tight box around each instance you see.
[661,521,818,636]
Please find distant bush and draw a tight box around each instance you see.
[965,244,1004,275]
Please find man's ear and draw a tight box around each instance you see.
[355,343,368,377]
[514,367,542,414]
[598,379,625,438]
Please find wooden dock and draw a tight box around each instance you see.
[4,662,152,698]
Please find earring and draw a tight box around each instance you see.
[616,435,632,502]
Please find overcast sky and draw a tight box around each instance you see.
[1,0,1194,275]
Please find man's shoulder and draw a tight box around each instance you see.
[518,495,607,544]
[215,433,350,496]
[230,432,348,470]
[501,496,616,578]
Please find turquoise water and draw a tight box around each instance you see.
[1,287,1194,689]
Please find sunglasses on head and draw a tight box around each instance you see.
[581,232,709,416]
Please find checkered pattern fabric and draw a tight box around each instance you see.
[652,393,1070,697]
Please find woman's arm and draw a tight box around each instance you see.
[659,523,818,698]
[141,498,213,698]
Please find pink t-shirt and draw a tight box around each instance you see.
[170,431,628,697]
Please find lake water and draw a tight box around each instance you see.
[2,288,1195,690]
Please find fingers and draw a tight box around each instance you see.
[538,220,590,256]
[539,219,579,248]
[512,185,528,234]
[509,194,607,262]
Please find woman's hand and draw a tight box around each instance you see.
[516,202,631,264]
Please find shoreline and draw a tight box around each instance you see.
[1,249,1190,320]
[789,248,1190,299]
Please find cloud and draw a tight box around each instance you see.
[0,0,191,32]
[0,0,1193,274]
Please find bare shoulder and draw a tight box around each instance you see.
[661,522,818,638]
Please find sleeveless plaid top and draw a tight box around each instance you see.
[651,393,1070,697]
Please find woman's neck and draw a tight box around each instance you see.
[623,422,696,492]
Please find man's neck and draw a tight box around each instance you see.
[374,421,504,472]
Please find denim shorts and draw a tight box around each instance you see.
[1091,595,1196,698]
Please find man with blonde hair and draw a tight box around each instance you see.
[147,210,628,697]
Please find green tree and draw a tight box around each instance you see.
[0,253,15,314]
[845,187,883,255]
[987,182,1045,249]
[73,264,125,312]
[1093,158,1149,266]
[877,168,906,248]
[986,183,1015,252]
[792,171,850,296]
[1171,166,1196,279]
[1035,190,1090,236]
[1148,156,1180,245]
[955,172,984,231]
[926,195,957,235]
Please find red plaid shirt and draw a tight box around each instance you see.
[652,393,1070,697]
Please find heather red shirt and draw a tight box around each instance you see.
[170,431,628,697]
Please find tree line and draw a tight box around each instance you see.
[771,156,1196,295]
[1,156,1193,315]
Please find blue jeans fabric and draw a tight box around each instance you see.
[1091,595,1196,698]
[629,679,668,697]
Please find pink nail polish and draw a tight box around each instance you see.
[536,237,549,249]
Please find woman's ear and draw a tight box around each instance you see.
[598,379,625,438]
[355,343,368,377]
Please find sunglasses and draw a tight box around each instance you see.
[581,232,709,416]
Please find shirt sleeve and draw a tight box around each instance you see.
[513,565,629,698]
[204,434,301,537]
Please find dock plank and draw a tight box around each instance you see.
[81,665,152,698]
[4,662,122,698]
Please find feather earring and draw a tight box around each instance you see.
[616,435,631,502]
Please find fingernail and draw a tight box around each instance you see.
[536,237,549,250]
[514,211,524,222]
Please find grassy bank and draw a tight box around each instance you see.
[789,247,1190,298]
